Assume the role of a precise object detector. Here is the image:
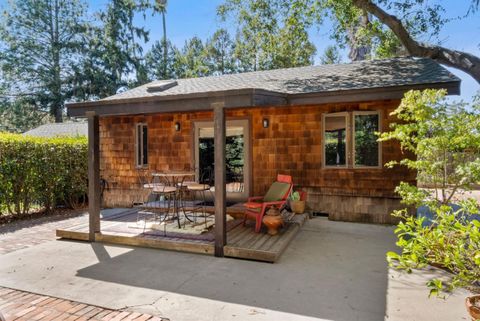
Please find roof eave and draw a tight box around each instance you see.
[67,88,287,117]
[287,80,461,105]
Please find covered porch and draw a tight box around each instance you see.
[68,86,303,261]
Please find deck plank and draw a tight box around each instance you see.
[56,209,307,263]
[226,226,253,246]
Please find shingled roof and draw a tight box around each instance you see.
[67,57,460,117]
[24,122,88,137]
[104,57,459,100]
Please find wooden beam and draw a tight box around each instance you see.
[87,112,101,242]
[214,104,226,257]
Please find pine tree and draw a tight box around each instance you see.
[0,0,88,122]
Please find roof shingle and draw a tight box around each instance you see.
[23,122,88,137]
[101,57,460,102]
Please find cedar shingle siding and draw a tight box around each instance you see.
[100,100,414,223]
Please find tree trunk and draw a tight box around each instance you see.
[348,9,371,61]
[52,0,62,122]
[352,0,480,84]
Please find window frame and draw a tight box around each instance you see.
[352,111,382,169]
[322,112,350,169]
[135,122,148,168]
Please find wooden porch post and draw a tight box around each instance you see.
[87,112,101,242]
[214,104,226,257]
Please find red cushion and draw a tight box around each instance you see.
[244,202,263,209]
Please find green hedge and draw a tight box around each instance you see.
[0,132,88,216]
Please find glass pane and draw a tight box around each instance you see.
[226,126,244,192]
[354,114,379,167]
[198,125,245,192]
[199,127,215,186]
[324,116,346,166]
[142,125,148,165]
[137,125,142,166]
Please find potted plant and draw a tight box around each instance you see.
[289,190,307,214]
[379,89,480,320]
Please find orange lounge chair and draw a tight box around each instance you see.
[243,174,293,233]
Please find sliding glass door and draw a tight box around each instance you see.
[194,119,250,200]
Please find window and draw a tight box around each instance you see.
[323,111,381,168]
[135,123,148,167]
[323,113,348,167]
[354,112,380,167]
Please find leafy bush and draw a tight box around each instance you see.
[0,132,87,216]
[379,89,480,296]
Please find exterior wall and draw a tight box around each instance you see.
[99,99,415,224]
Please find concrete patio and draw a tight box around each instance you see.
[0,217,470,321]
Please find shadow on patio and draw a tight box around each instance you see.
[74,217,393,321]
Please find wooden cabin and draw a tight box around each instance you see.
[67,57,460,255]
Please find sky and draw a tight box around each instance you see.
[3,0,480,102]
[89,0,479,102]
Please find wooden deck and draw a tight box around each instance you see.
[56,208,308,263]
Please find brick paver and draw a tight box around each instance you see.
[0,212,169,320]
[0,210,88,255]
[0,287,165,321]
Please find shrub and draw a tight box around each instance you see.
[0,132,87,216]
[379,89,480,296]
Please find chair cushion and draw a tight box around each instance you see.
[263,182,291,202]
[187,183,210,191]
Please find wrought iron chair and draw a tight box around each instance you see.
[186,167,214,228]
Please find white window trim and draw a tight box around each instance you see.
[322,112,349,169]
[135,123,148,168]
[352,111,382,169]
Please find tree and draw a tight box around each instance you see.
[0,0,88,122]
[172,37,209,78]
[351,0,480,83]
[379,89,480,296]
[218,0,317,71]
[0,99,52,133]
[222,0,480,82]
[204,29,237,75]
[144,40,177,80]
[153,0,168,79]
[320,45,342,64]
[318,0,480,82]
[96,0,151,95]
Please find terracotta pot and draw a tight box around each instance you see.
[466,295,480,321]
[290,200,305,214]
[263,206,284,235]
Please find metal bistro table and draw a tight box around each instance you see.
[151,171,195,227]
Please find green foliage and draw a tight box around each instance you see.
[218,0,317,71]
[0,0,88,122]
[96,0,151,93]
[320,45,342,64]
[0,99,53,133]
[172,37,210,79]
[289,191,301,201]
[380,90,480,204]
[145,40,177,80]
[380,90,480,296]
[386,206,480,297]
[204,29,237,75]
[0,133,87,216]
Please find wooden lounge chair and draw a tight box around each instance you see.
[243,174,293,233]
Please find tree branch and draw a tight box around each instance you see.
[352,0,480,84]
